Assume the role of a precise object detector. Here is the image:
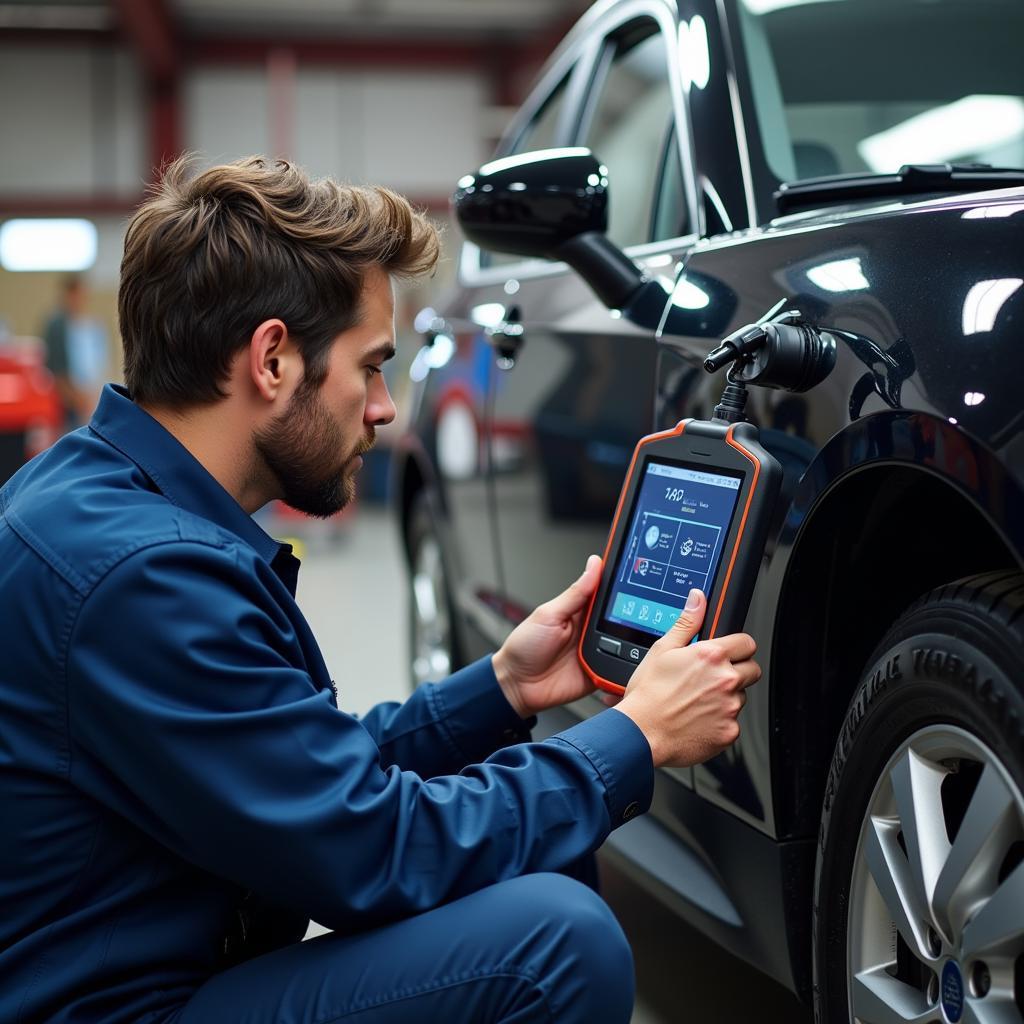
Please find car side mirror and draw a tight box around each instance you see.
[453,147,645,311]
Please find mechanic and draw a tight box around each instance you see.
[0,156,760,1024]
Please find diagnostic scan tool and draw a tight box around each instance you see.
[577,305,830,695]
[578,419,781,694]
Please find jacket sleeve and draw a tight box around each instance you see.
[66,539,653,934]
[356,658,535,778]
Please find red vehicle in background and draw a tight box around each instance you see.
[0,338,64,485]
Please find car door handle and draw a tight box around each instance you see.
[484,305,525,369]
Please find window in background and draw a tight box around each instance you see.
[737,0,1024,183]
[481,74,573,269]
[583,25,676,249]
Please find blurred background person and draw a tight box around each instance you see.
[42,275,109,429]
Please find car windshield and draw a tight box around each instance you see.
[736,0,1024,182]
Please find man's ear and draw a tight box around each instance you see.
[249,319,298,402]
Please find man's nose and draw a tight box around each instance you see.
[367,377,397,427]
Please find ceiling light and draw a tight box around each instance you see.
[859,95,1024,172]
[679,17,711,90]
[670,277,710,310]
[471,303,506,329]
[806,257,869,293]
[962,203,1024,219]
[0,219,97,272]
[962,278,1023,335]
[408,333,455,382]
[479,148,591,177]
[741,0,844,13]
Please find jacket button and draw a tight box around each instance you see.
[622,801,639,822]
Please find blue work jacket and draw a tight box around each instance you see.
[0,384,654,1023]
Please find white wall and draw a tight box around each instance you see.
[186,65,487,194]
[1,44,489,199]
[0,46,480,346]
[185,67,272,167]
[0,44,145,195]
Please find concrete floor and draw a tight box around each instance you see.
[282,504,812,1024]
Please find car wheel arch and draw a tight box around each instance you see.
[394,442,442,561]
[768,420,1022,845]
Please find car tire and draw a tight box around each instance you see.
[813,570,1024,1024]
[405,491,462,691]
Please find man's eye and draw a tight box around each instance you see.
[365,365,382,378]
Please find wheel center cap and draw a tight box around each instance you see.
[941,960,965,1023]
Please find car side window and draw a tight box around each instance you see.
[582,24,680,249]
[514,73,570,156]
[651,123,689,242]
[481,74,572,269]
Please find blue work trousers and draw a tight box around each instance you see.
[169,873,634,1023]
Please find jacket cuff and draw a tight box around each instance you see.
[545,708,654,829]
[428,656,535,765]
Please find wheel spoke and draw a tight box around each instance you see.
[411,538,452,685]
[932,764,1019,938]
[851,967,939,1024]
[891,748,951,917]
[848,726,1024,1024]
[412,570,439,622]
[962,996,1024,1024]
[865,813,931,958]
[961,860,1024,958]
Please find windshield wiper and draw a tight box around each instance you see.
[774,163,1024,214]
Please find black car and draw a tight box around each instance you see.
[393,0,1024,1019]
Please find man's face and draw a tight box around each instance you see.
[254,268,398,518]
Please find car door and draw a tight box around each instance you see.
[418,61,583,667]
[485,12,696,613]
[478,12,702,718]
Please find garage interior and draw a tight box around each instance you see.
[0,2,815,1021]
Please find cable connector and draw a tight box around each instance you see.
[712,381,749,423]
[704,324,770,373]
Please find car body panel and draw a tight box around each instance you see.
[394,0,1024,998]
[654,186,1024,826]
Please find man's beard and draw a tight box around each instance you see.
[253,381,374,519]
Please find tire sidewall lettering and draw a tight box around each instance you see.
[812,579,1024,1024]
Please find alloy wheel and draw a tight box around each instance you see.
[847,725,1024,1024]
[410,533,453,686]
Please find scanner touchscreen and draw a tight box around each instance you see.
[599,459,743,642]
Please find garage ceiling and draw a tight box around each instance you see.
[0,0,591,40]
[172,0,590,39]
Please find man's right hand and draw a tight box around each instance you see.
[615,589,761,768]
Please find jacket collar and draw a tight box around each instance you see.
[89,384,298,589]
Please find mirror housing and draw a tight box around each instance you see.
[454,148,607,259]
[453,148,645,311]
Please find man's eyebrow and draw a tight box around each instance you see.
[364,342,397,363]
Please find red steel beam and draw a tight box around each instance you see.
[110,0,178,80]
[189,36,485,70]
[0,193,451,218]
[0,195,143,217]
[110,0,181,176]
[0,28,119,46]
[149,78,181,175]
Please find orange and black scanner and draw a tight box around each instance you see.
[578,416,782,696]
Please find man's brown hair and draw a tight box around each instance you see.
[118,155,439,406]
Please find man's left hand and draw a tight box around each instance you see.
[492,555,603,719]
